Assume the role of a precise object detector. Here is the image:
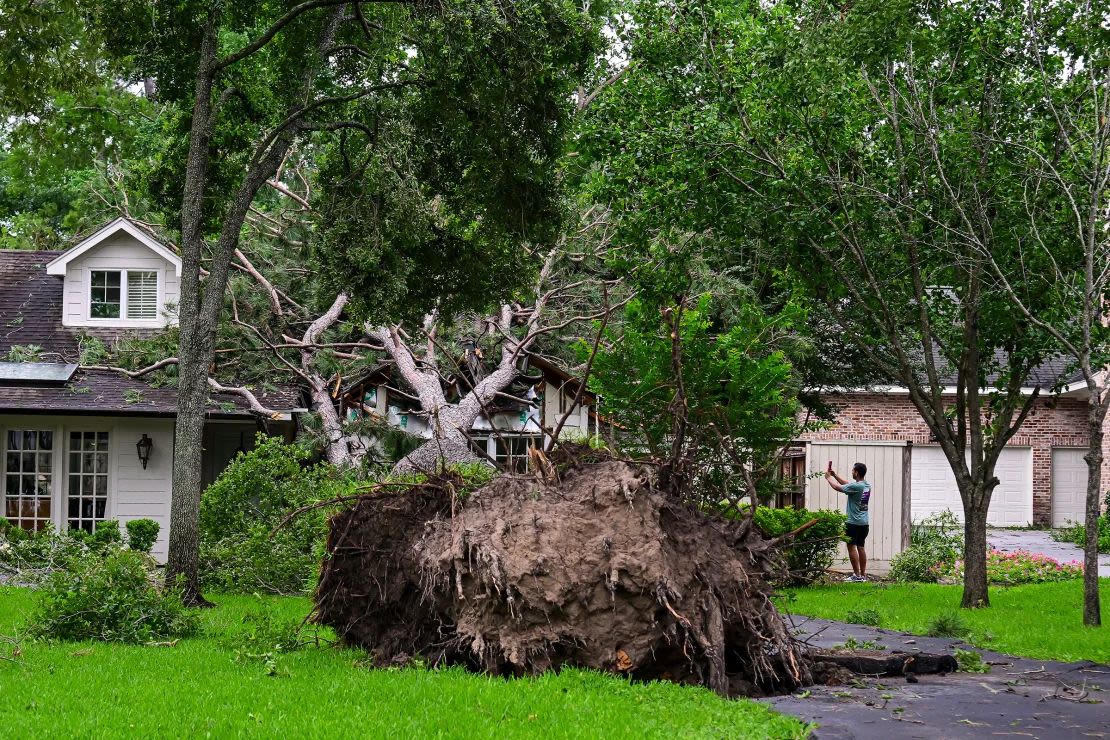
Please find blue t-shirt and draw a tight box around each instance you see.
[841,480,871,525]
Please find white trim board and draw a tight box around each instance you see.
[46,218,182,277]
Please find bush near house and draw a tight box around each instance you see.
[1053,515,1110,553]
[889,510,963,583]
[125,518,160,554]
[0,523,101,580]
[199,435,354,595]
[931,550,1083,586]
[739,506,846,585]
[29,548,198,643]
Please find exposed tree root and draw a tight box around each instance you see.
[314,457,813,696]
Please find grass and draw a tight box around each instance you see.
[781,579,1110,664]
[0,587,807,739]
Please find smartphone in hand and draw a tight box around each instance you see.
[827,460,833,474]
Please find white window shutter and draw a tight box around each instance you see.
[126,271,158,319]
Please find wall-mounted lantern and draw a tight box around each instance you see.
[136,434,154,469]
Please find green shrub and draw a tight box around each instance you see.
[932,549,1083,586]
[199,434,354,595]
[89,519,122,551]
[1055,516,1109,553]
[29,549,198,643]
[748,506,847,585]
[925,613,971,639]
[890,510,964,583]
[125,519,160,554]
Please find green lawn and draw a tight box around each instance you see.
[0,587,806,739]
[780,579,1110,664]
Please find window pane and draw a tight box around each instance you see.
[68,431,109,530]
[38,431,53,450]
[90,271,122,318]
[126,271,158,319]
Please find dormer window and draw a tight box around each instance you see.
[89,269,158,321]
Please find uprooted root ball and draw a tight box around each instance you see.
[313,459,810,696]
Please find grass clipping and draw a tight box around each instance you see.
[313,456,809,696]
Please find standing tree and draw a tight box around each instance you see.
[579,0,1059,608]
[969,2,1110,626]
[68,0,598,604]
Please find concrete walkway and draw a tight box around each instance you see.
[765,616,1109,739]
[987,528,1110,578]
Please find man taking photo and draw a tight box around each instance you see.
[824,461,871,582]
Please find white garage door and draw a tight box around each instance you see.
[911,446,1033,526]
[1052,448,1087,527]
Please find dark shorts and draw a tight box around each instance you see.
[845,523,869,548]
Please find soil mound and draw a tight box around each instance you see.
[314,458,810,696]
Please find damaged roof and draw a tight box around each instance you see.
[0,249,302,418]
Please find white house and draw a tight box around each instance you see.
[340,355,601,471]
[0,219,301,559]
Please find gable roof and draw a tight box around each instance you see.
[45,218,181,277]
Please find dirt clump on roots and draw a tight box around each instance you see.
[314,457,811,696]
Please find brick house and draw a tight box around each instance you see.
[790,378,1102,573]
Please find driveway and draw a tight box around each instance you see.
[766,616,1109,739]
[987,528,1110,578]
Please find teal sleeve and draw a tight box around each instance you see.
[841,481,865,494]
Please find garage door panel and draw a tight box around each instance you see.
[910,446,1032,526]
[1052,449,1087,527]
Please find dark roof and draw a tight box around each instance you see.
[0,369,301,418]
[926,349,1078,391]
[339,354,596,413]
[0,250,156,359]
[0,249,303,417]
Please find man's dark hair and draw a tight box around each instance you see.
[853,462,867,478]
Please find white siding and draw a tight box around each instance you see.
[805,441,910,574]
[60,234,180,328]
[110,418,175,560]
[0,414,175,560]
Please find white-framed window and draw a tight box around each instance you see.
[494,435,541,473]
[67,431,110,532]
[3,430,55,531]
[89,269,159,321]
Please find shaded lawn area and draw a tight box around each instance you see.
[780,579,1110,664]
[0,587,807,739]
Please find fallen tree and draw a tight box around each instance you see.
[314,453,811,697]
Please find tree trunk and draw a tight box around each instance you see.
[312,380,355,468]
[164,17,218,606]
[1083,394,1104,627]
[392,428,483,474]
[165,330,215,607]
[961,502,990,608]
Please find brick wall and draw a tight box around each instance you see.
[800,393,1104,525]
